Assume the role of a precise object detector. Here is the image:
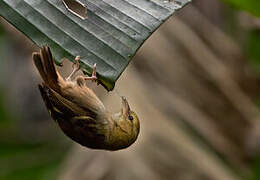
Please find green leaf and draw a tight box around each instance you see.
[0,0,190,90]
[221,0,260,17]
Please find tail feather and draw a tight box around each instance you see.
[40,46,58,86]
[33,46,61,92]
[32,52,48,83]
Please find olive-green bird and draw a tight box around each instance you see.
[32,46,140,150]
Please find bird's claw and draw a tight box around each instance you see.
[66,55,81,81]
[73,56,80,70]
[84,63,98,82]
[67,55,98,83]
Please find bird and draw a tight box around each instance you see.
[32,46,140,150]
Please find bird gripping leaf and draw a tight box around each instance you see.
[32,46,140,150]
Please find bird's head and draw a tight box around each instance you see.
[108,96,140,150]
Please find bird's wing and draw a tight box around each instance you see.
[60,81,106,116]
[38,84,96,118]
[39,85,107,148]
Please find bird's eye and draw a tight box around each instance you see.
[128,115,134,121]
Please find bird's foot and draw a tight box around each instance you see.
[66,55,81,81]
[84,63,97,82]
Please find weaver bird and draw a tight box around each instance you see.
[32,46,140,150]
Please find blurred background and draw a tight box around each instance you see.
[0,0,260,179]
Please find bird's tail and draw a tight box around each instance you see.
[32,46,61,92]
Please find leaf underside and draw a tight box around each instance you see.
[0,0,190,90]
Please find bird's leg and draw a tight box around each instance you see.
[66,55,81,81]
[84,63,97,82]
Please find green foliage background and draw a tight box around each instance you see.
[222,0,260,17]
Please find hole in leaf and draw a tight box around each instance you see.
[62,0,87,20]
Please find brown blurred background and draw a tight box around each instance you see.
[0,0,260,179]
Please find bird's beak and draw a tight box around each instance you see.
[122,96,130,116]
